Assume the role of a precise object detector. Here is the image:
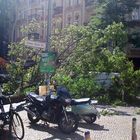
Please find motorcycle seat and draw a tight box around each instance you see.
[71,98,91,105]
[28,92,38,97]
[27,92,46,102]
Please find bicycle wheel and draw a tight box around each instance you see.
[9,112,24,140]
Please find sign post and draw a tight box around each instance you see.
[25,40,46,49]
[39,52,57,74]
[44,0,53,87]
[39,52,56,94]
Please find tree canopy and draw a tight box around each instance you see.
[90,0,138,28]
[52,21,140,104]
[2,0,140,105]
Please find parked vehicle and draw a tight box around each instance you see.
[23,91,78,134]
[71,98,100,124]
[47,82,100,124]
[0,74,24,140]
[52,85,100,124]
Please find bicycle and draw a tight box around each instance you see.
[0,74,24,140]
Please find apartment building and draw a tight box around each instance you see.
[12,0,140,69]
[124,1,140,69]
[14,0,96,41]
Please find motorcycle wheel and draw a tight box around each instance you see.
[27,113,40,124]
[83,114,97,124]
[58,112,78,134]
[27,106,40,124]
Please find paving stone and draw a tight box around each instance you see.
[1,105,140,140]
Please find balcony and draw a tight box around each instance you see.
[53,6,63,16]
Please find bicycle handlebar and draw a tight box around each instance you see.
[0,74,11,84]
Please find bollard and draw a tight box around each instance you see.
[132,118,137,140]
[84,131,91,140]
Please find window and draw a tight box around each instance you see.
[74,13,80,25]
[67,16,71,25]
[60,21,63,29]
[75,14,79,20]
[85,0,94,7]
[53,2,56,8]
[18,10,25,19]
[69,0,72,6]
[29,0,38,5]
[16,27,20,39]
[66,0,72,7]
[74,0,80,5]
[29,0,34,4]
[57,0,63,7]
[132,8,140,20]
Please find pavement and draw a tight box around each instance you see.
[0,104,140,140]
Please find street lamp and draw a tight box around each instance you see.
[46,0,52,52]
[44,0,56,84]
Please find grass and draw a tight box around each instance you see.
[135,109,140,115]
[100,109,120,116]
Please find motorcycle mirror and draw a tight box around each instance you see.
[24,59,36,69]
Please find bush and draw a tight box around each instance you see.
[53,23,140,105]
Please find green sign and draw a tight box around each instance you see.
[39,51,57,73]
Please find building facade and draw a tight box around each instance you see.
[13,0,96,42]
[11,0,140,69]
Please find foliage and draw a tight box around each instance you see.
[3,0,140,105]
[52,22,140,105]
[100,109,120,116]
[2,17,49,95]
[135,109,140,115]
[52,24,117,96]
[90,0,138,28]
[20,19,41,34]
[111,100,127,107]
[4,39,43,95]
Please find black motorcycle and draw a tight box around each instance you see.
[23,90,78,134]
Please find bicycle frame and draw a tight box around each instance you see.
[0,77,25,139]
[0,94,14,127]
